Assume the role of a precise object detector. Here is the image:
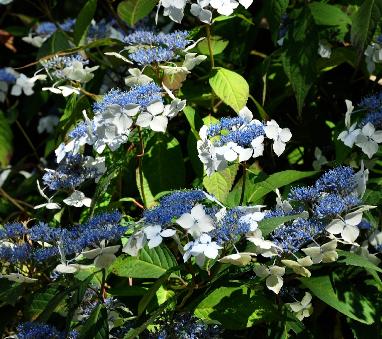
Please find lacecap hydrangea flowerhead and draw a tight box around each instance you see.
[197,106,292,175]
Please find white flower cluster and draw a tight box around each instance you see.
[159,0,253,24]
[197,107,292,175]
[338,99,382,158]
[55,96,185,163]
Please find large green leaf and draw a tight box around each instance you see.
[309,2,351,27]
[194,284,276,329]
[351,0,382,54]
[111,245,178,279]
[282,7,318,114]
[73,0,98,45]
[209,67,249,112]
[79,303,109,339]
[300,275,375,324]
[264,0,289,42]
[0,111,12,167]
[141,133,185,203]
[203,164,239,203]
[337,250,382,273]
[247,170,317,203]
[25,285,67,321]
[117,0,157,27]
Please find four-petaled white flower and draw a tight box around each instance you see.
[62,61,99,83]
[183,233,222,267]
[82,242,121,269]
[11,73,46,96]
[124,68,153,87]
[42,85,80,97]
[122,230,146,256]
[215,141,253,162]
[301,240,338,264]
[176,204,215,238]
[63,190,92,208]
[190,0,212,24]
[143,225,176,249]
[355,122,382,158]
[287,292,313,321]
[263,119,292,156]
[254,264,285,294]
[281,256,313,277]
[247,229,280,257]
[326,209,363,243]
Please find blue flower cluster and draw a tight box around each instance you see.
[211,208,250,244]
[148,312,222,339]
[35,18,75,36]
[268,166,361,252]
[93,83,162,113]
[206,117,265,147]
[0,212,125,264]
[143,190,206,225]
[358,92,382,128]
[124,30,190,65]
[0,68,16,83]
[42,153,101,191]
[288,166,360,218]
[17,322,78,339]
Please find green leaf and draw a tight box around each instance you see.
[0,111,12,167]
[79,303,109,339]
[73,0,98,45]
[209,67,249,113]
[183,105,203,138]
[247,170,317,203]
[137,266,179,315]
[117,0,157,27]
[197,36,229,55]
[111,245,178,279]
[351,0,382,54]
[337,250,382,273]
[300,275,375,324]
[25,285,67,321]
[309,2,351,27]
[282,7,318,114]
[141,133,185,204]
[264,0,289,42]
[0,281,24,307]
[258,213,306,237]
[194,284,276,329]
[203,164,239,203]
[37,30,71,58]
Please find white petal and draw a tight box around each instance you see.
[344,211,363,226]
[160,229,176,237]
[176,213,194,230]
[147,100,165,116]
[272,140,286,156]
[266,274,283,294]
[224,148,238,162]
[204,245,219,259]
[147,236,163,248]
[94,253,117,268]
[342,224,360,243]
[326,219,345,234]
[136,113,152,127]
[150,115,168,132]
